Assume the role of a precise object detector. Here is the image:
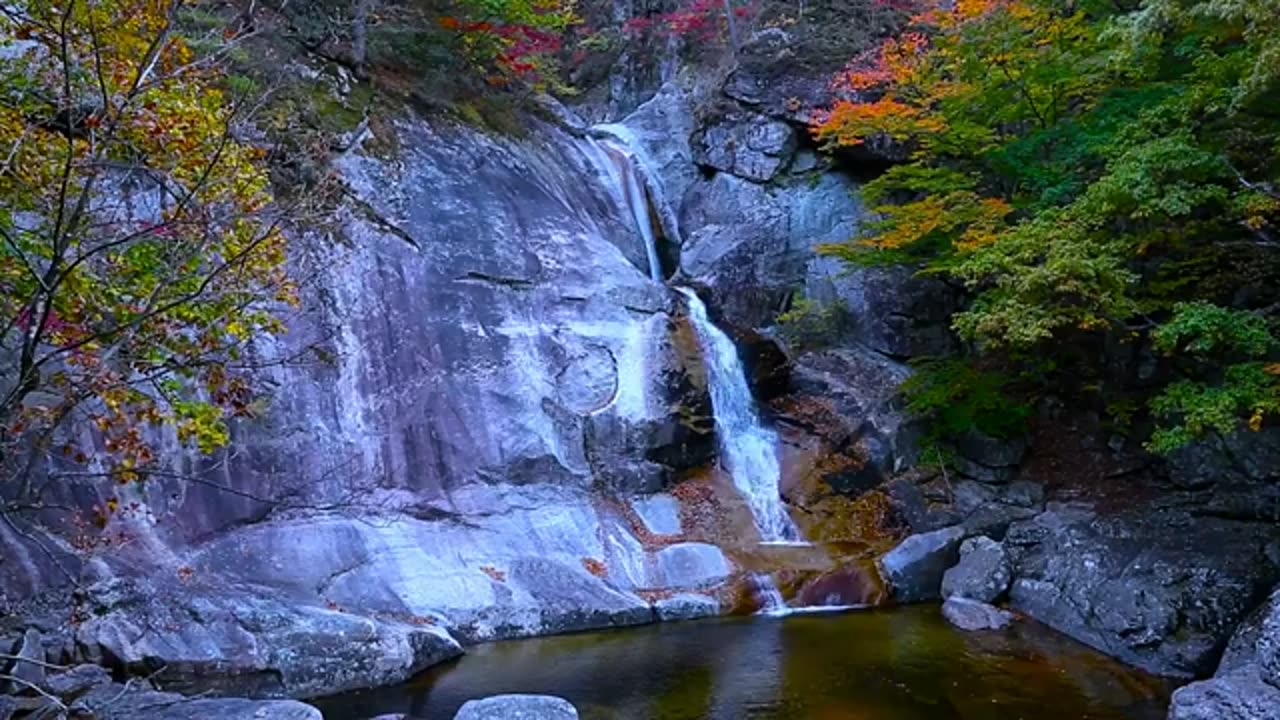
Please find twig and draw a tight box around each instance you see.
[0,673,69,711]
[0,653,70,672]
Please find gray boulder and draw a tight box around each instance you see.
[74,579,461,698]
[1167,674,1280,720]
[1005,503,1280,677]
[43,664,111,697]
[131,699,323,720]
[942,536,1012,603]
[646,544,731,590]
[1168,585,1280,720]
[454,694,579,720]
[6,629,44,691]
[953,431,1028,484]
[631,495,682,536]
[692,110,797,182]
[878,526,965,603]
[942,597,1014,632]
[654,594,720,622]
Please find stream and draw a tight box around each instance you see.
[315,605,1171,720]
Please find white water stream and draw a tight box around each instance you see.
[581,134,664,282]
[676,287,801,543]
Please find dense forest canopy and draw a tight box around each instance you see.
[813,0,1280,454]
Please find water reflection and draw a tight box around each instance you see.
[316,606,1170,720]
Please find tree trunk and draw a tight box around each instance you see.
[351,0,372,79]
[722,0,740,55]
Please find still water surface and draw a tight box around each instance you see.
[317,605,1171,720]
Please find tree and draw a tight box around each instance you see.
[813,0,1280,450]
[0,0,298,505]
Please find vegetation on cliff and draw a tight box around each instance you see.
[814,0,1280,451]
[0,0,303,507]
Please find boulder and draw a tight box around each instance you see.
[942,597,1014,632]
[1167,674,1280,720]
[942,536,1011,603]
[646,543,731,590]
[1004,503,1280,677]
[454,694,579,720]
[0,696,15,720]
[1168,585,1280,720]
[878,526,965,603]
[630,494,682,535]
[774,347,913,495]
[691,109,797,182]
[74,579,462,698]
[6,629,45,692]
[131,698,323,720]
[653,594,720,622]
[953,431,1028,484]
[43,664,111,697]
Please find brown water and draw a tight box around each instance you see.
[316,605,1171,720]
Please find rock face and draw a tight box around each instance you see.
[0,105,766,699]
[942,596,1014,632]
[804,261,959,359]
[692,109,797,182]
[1004,502,1280,677]
[942,536,1011,603]
[74,578,462,698]
[454,694,579,720]
[878,526,965,603]
[1168,586,1280,720]
[0,65,888,699]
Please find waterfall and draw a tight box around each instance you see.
[581,136,664,282]
[749,573,788,614]
[676,287,801,543]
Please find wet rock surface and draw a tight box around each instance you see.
[942,596,1014,632]
[653,594,720,622]
[453,694,579,720]
[878,526,965,603]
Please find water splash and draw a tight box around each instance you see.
[676,287,800,543]
[749,573,787,615]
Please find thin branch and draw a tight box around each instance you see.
[0,674,69,711]
[0,653,71,672]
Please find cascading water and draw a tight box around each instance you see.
[748,573,787,615]
[676,287,801,544]
[581,136,664,282]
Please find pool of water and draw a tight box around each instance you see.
[316,605,1171,720]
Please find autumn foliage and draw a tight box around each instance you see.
[0,0,296,502]
[814,0,1280,450]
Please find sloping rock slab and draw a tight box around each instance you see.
[76,681,321,720]
[74,579,460,699]
[1005,503,1280,677]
